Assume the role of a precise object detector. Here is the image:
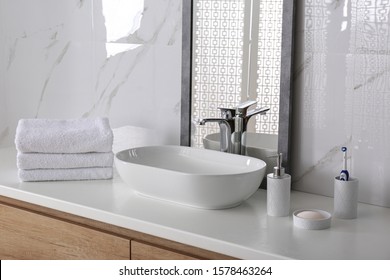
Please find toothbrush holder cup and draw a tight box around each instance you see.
[333,176,359,219]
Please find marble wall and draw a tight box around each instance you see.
[0,0,182,148]
[292,0,390,207]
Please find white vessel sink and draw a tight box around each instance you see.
[203,132,278,175]
[115,145,266,209]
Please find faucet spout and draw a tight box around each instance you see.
[199,118,232,153]
[243,107,270,130]
[198,118,226,126]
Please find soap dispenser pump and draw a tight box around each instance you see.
[267,153,291,217]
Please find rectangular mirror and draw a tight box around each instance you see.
[181,0,295,173]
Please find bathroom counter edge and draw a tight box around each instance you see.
[1,147,389,259]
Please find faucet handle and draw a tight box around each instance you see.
[246,107,270,118]
[236,100,257,116]
[218,107,236,120]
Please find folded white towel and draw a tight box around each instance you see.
[18,167,113,182]
[15,118,113,153]
[17,152,113,170]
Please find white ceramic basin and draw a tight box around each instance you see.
[203,132,278,175]
[115,145,266,209]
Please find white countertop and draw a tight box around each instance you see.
[1,146,390,259]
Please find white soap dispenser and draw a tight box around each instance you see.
[267,153,291,217]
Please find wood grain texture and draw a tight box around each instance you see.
[0,203,130,260]
[0,196,236,260]
[131,241,198,260]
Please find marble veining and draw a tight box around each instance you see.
[0,0,182,148]
[293,136,352,187]
[103,46,151,115]
[293,0,390,207]
[6,39,17,70]
[36,41,71,117]
[85,0,181,118]
[353,67,390,91]
[293,54,312,81]
[77,0,85,9]
[0,127,9,145]
[83,47,148,117]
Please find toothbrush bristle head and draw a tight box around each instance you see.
[341,147,347,152]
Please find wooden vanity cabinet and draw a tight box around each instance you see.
[0,196,234,260]
[0,203,130,259]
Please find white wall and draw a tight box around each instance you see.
[0,0,182,148]
[292,0,390,207]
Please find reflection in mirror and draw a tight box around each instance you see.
[191,0,282,151]
[181,0,295,174]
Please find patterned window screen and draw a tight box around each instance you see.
[192,0,282,148]
[256,0,282,134]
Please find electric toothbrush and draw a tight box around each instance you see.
[339,147,349,181]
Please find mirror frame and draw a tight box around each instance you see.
[181,0,296,173]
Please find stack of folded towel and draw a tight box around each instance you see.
[15,118,114,182]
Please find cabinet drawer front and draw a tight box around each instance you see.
[131,241,198,260]
[0,204,130,259]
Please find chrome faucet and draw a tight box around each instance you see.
[199,100,269,155]
[198,107,235,153]
[233,100,270,155]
